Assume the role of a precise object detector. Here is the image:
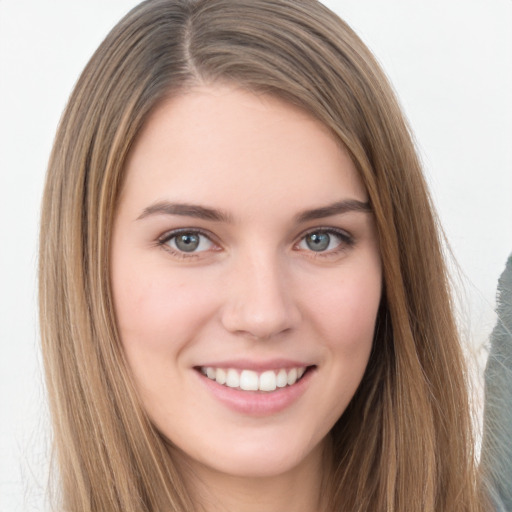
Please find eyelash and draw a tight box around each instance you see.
[157,227,355,259]
[157,228,217,260]
[295,227,354,258]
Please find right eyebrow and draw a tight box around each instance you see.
[136,201,233,223]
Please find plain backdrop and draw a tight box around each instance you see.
[1,1,511,510]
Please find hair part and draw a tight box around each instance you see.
[40,0,488,510]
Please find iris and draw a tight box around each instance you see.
[175,233,200,252]
[305,232,331,251]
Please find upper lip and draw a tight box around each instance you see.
[195,358,314,371]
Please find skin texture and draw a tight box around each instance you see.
[111,84,382,511]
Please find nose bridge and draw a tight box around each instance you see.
[221,246,300,339]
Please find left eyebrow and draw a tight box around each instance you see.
[295,199,371,223]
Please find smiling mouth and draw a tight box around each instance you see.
[197,366,313,392]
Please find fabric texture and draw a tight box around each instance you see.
[481,254,512,511]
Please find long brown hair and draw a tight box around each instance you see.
[39,0,488,510]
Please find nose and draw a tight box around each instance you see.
[220,250,301,340]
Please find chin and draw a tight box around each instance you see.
[170,430,327,481]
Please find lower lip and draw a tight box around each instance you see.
[196,368,315,416]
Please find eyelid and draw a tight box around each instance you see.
[158,227,211,242]
[296,226,353,241]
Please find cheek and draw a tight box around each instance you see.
[306,263,382,352]
[306,261,381,422]
[111,256,219,356]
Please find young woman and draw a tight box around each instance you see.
[39,0,491,510]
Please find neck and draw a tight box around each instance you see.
[177,440,331,512]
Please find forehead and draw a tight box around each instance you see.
[121,84,367,217]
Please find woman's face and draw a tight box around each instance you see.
[111,85,382,480]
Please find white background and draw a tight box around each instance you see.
[1,1,511,510]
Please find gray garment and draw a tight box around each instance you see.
[481,254,512,511]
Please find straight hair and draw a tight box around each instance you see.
[39,0,489,510]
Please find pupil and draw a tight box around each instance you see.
[306,232,330,251]
[176,233,199,252]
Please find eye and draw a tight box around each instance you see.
[297,229,352,253]
[161,230,215,253]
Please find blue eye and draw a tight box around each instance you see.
[163,231,214,253]
[298,230,351,253]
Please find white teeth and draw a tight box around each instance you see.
[226,369,240,388]
[200,366,308,392]
[259,370,277,392]
[276,369,288,388]
[240,370,259,391]
[215,368,226,385]
[287,368,298,386]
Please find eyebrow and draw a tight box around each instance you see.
[294,199,371,222]
[137,198,371,223]
[137,201,232,222]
